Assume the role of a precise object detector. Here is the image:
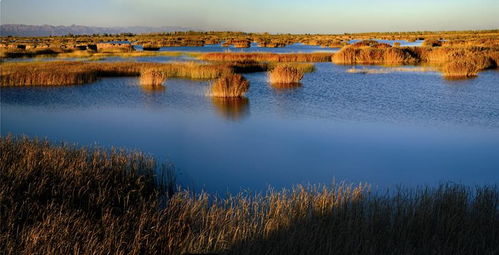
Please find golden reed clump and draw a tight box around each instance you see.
[208,73,249,97]
[442,55,495,78]
[268,65,304,84]
[139,70,167,87]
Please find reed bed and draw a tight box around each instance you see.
[198,52,334,62]
[2,30,498,60]
[334,42,498,78]
[0,60,311,87]
[442,55,495,78]
[270,62,315,73]
[207,74,249,98]
[0,61,232,86]
[268,65,304,84]
[1,136,498,255]
[0,48,193,59]
[333,46,419,65]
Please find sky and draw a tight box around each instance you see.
[1,0,498,33]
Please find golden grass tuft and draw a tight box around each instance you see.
[208,73,249,98]
[442,55,495,78]
[139,70,167,87]
[268,65,304,84]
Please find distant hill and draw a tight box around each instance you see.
[0,24,192,37]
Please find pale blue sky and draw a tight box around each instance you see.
[1,0,498,33]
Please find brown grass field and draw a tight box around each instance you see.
[1,136,498,255]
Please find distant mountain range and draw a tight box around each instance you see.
[0,24,192,37]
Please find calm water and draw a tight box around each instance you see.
[1,63,498,193]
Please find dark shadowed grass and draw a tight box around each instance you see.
[1,136,498,255]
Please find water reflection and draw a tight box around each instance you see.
[211,97,250,121]
[270,82,303,90]
[140,84,166,94]
[139,84,167,109]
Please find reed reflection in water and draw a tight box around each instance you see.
[211,97,250,121]
[270,82,303,90]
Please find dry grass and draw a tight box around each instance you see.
[333,46,419,65]
[334,44,498,78]
[268,65,304,84]
[442,55,495,78]
[270,62,315,73]
[422,39,443,47]
[139,70,168,87]
[198,52,333,62]
[2,136,498,255]
[0,47,191,59]
[0,61,232,86]
[207,74,250,98]
[2,30,498,60]
[0,60,312,87]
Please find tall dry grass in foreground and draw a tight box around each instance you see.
[1,136,498,255]
[268,65,304,84]
[208,74,249,98]
[0,137,499,254]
